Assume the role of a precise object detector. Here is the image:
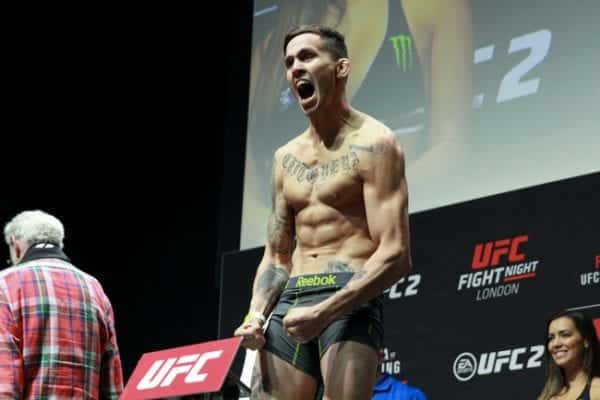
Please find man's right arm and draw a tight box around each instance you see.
[235,149,295,347]
[0,282,24,399]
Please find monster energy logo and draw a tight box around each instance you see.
[389,34,413,72]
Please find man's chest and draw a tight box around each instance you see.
[280,149,366,209]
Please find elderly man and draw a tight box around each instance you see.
[1,210,123,399]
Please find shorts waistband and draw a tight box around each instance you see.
[286,272,354,290]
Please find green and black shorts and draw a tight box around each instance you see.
[263,272,383,382]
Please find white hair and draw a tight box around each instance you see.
[3,210,65,248]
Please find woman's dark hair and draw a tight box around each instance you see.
[537,310,600,400]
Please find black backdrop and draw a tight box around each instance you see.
[4,2,253,380]
[219,172,600,399]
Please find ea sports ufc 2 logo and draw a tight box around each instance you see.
[457,234,540,301]
[136,350,223,390]
[453,345,544,382]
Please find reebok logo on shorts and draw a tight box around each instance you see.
[296,274,337,288]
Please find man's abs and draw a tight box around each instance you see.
[290,233,375,277]
[289,196,377,275]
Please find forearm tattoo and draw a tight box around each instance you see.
[254,263,290,310]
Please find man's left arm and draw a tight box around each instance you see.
[284,135,412,341]
[99,297,124,400]
[320,135,412,317]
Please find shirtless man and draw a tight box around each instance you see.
[234,24,412,400]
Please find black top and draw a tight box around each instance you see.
[577,379,592,400]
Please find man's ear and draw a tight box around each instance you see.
[11,236,24,261]
[336,58,350,79]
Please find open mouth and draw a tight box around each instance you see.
[297,81,315,101]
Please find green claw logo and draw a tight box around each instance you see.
[389,34,413,72]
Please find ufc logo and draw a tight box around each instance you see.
[136,350,223,390]
[472,235,528,269]
[478,346,544,375]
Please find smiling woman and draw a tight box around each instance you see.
[538,310,600,400]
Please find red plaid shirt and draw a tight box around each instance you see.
[0,257,123,399]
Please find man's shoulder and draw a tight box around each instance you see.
[0,263,45,282]
[2,259,100,286]
[351,112,398,147]
[348,126,403,166]
[0,264,21,280]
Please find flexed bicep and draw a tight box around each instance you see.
[362,134,411,278]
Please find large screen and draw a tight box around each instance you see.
[241,0,600,250]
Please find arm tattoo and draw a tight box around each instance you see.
[254,263,290,309]
[325,261,355,273]
[267,208,294,255]
[349,144,374,153]
[349,143,387,154]
[269,159,295,255]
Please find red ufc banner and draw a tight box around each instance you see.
[121,336,243,400]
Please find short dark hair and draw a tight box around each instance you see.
[283,24,348,60]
